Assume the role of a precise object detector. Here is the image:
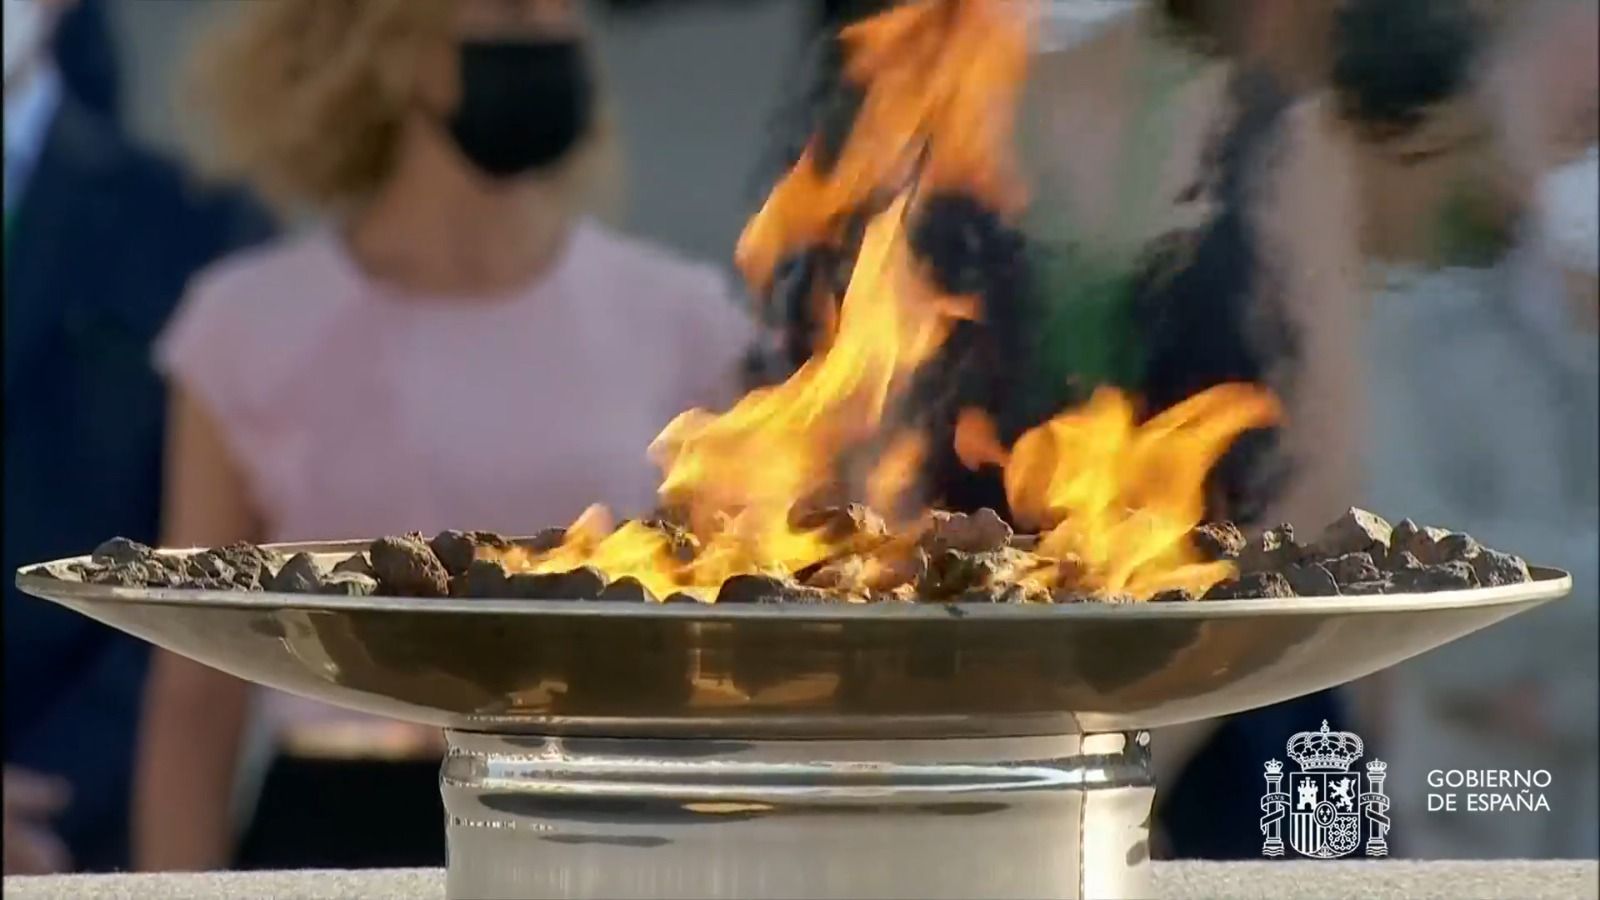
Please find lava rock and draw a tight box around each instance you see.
[920,548,1030,598]
[1191,522,1247,561]
[506,567,606,600]
[715,574,833,605]
[451,559,512,598]
[1342,580,1394,596]
[1150,589,1198,603]
[1388,519,1450,565]
[369,535,450,598]
[515,529,568,553]
[1325,552,1382,587]
[1284,562,1340,596]
[332,553,376,578]
[1313,508,1393,559]
[1436,533,1482,564]
[789,502,889,546]
[1469,549,1530,587]
[922,508,1013,555]
[91,537,152,566]
[85,565,153,588]
[803,556,867,592]
[1392,562,1480,592]
[870,585,919,603]
[662,592,703,605]
[36,561,88,582]
[1382,550,1423,574]
[1203,570,1296,600]
[1237,525,1302,573]
[596,577,658,603]
[864,546,930,592]
[269,553,326,594]
[429,530,516,576]
[183,552,237,587]
[318,572,379,596]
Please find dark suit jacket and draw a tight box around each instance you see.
[3,93,273,872]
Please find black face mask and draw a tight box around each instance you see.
[446,39,595,179]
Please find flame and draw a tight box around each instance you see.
[736,0,1030,293]
[960,384,1282,597]
[493,0,1283,604]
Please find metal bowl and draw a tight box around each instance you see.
[15,540,1571,739]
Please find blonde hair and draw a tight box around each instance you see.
[185,0,622,218]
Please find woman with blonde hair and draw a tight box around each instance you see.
[133,0,753,871]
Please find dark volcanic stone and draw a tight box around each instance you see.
[1436,533,1482,564]
[452,559,511,598]
[369,535,450,598]
[1392,562,1480,592]
[1383,550,1423,574]
[803,556,867,591]
[1284,562,1340,596]
[1470,549,1531,587]
[663,592,703,605]
[789,502,889,545]
[1325,552,1382,587]
[332,553,376,578]
[1312,508,1393,559]
[506,567,606,600]
[1150,589,1197,603]
[37,561,88,582]
[269,552,326,594]
[429,530,514,576]
[1342,580,1394,596]
[596,577,658,603]
[1191,522,1246,561]
[214,542,279,589]
[85,565,146,588]
[920,549,1021,598]
[184,552,237,586]
[717,574,791,604]
[318,572,378,596]
[92,537,152,566]
[715,574,833,604]
[922,508,1013,555]
[1237,525,1301,573]
[516,529,568,553]
[1203,570,1295,600]
[1389,519,1451,565]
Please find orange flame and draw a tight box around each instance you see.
[960,385,1282,597]
[736,0,1030,293]
[497,0,1283,604]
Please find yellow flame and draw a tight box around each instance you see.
[962,384,1282,597]
[496,0,1283,605]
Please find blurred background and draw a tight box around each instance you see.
[4,0,1596,879]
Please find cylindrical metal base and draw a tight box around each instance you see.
[441,729,1154,900]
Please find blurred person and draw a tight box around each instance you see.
[50,0,119,125]
[132,0,753,872]
[2,0,272,874]
[1354,0,1600,859]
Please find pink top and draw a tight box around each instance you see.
[156,218,756,734]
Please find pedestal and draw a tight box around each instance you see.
[441,729,1154,900]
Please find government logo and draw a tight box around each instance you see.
[1260,721,1391,858]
